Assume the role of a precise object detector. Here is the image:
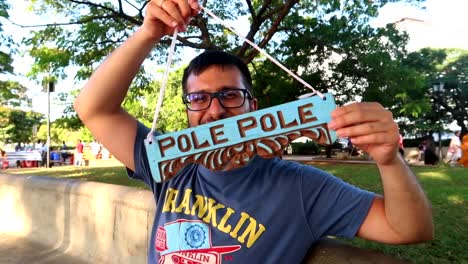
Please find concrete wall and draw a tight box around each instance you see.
[0,174,154,264]
[0,173,407,263]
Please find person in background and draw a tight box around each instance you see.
[15,142,23,152]
[39,142,48,167]
[60,141,68,163]
[74,139,84,166]
[34,140,42,152]
[398,134,405,157]
[1,148,8,169]
[424,135,438,165]
[459,133,468,167]
[446,131,461,164]
[418,139,426,161]
[90,140,102,159]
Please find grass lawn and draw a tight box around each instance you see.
[2,160,467,263]
[310,163,468,264]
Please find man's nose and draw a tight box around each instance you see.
[205,97,226,119]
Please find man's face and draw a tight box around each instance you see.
[185,65,257,127]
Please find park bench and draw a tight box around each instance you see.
[0,151,42,169]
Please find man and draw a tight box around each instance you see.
[446,131,461,164]
[74,139,84,166]
[74,0,433,263]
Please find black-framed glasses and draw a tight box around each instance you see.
[183,88,253,111]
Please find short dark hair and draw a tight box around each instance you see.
[182,50,253,96]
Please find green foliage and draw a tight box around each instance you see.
[78,126,95,143]
[251,0,423,110]
[397,49,468,137]
[22,0,451,140]
[0,81,31,108]
[24,26,72,81]
[21,0,302,86]
[316,164,468,264]
[0,0,14,76]
[123,67,187,132]
[439,52,468,133]
[0,106,44,144]
[36,122,83,146]
[0,50,13,74]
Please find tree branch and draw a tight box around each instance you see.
[236,0,270,58]
[244,0,299,64]
[67,0,142,25]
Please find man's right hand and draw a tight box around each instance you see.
[142,0,200,40]
[74,0,200,171]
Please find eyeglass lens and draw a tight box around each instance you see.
[184,89,250,111]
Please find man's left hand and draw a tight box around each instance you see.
[329,102,400,166]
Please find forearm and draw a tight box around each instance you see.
[377,155,434,241]
[74,28,163,120]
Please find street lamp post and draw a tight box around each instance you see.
[433,81,445,160]
[43,79,55,168]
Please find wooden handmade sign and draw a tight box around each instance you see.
[145,93,337,182]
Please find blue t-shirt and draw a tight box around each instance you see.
[128,122,374,264]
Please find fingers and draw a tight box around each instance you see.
[329,102,393,130]
[329,102,399,144]
[161,0,188,28]
[147,0,199,32]
[335,120,397,139]
[188,0,200,14]
[147,2,178,28]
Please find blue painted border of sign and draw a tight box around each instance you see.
[145,93,337,182]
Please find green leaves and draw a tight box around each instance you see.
[19,0,461,138]
[123,67,187,133]
[0,81,31,108]
[0,106,43,144]
[0,0,14,75]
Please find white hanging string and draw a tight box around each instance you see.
[148,28,179,143]
[199,6,324,100]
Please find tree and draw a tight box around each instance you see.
[0,106,43,144]
[22,0,420,82]
[22,0,303,82]
[438,51,468,134]
[123,67,188,132]
[0,0,14,75]
[0,81,32,108]
[251,0,427,110]
[1,1,34,110]
[395,48,447,137]
[395,49,468,137]
[20,0,423,132]
[36,122,82,146]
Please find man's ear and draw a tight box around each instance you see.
[250,98,258,112]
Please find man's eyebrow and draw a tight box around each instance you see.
[189,86,243,93]
[219,86,243,91]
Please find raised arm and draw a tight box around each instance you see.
[73,0,199,170]
[329,102,434,244]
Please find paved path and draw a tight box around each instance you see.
[283,155,426,166]
[284,155,375,164]
[0,234,86,264]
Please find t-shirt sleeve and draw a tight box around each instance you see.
[126,122,161,196]
[300,165,375,240]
